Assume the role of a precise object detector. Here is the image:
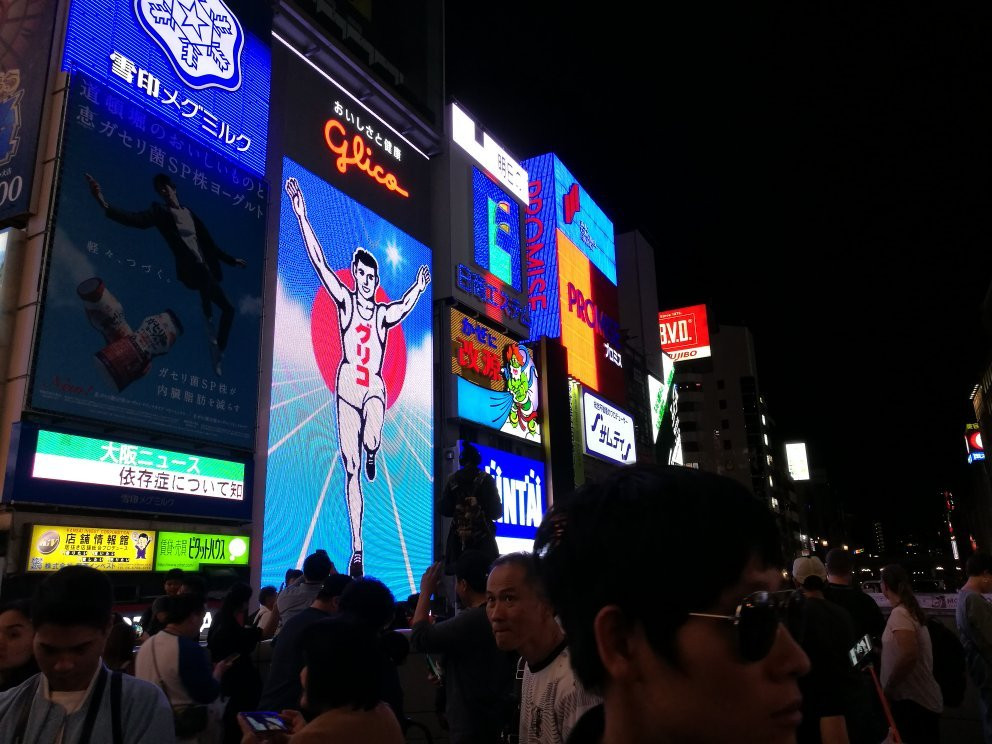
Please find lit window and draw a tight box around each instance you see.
[763,434,769,446]
[768,476,774,488]
[761,414,767,425]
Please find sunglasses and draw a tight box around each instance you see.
[688,589,805,662]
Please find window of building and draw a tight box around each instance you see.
[719,400,727,410]
[763,433,769,446]
[721,419,730,429]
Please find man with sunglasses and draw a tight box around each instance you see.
[535,464,811,744]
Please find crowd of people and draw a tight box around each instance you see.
[2,464,992,743]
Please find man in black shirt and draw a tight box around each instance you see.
[823,548,885,644]
[257,574,352,713]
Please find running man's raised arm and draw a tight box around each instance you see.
[285,177,349,306]
[384,265,430,327]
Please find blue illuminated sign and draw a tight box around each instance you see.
[552,156,615,284]
[455,264,531,328]
[463,441,546,555]
[262,157,434,600]
[473,167,521,290]
[969,452,986,464]
[62,0,270,176]
[523,154,561,341]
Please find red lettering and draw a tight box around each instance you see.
[324,119,409,198]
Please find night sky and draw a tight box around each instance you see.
[444,4,991,541]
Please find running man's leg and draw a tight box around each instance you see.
[338,397,365,574]
[362,396,384,481]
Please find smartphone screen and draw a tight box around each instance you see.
[239,711,288,734]
[848,633,872,669]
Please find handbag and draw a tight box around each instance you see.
[150,634,210,737]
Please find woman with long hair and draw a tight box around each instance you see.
[880,564,943,742]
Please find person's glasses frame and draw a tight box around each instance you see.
[688,589,805,662]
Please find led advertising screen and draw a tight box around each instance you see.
[155,531,250,571]
[272,40,431,244]
[263,157,433,599]
[28,74,265,449]
[451,308,541,443]
[785,442,811,481]
[462,441,546,556]
[659,304,712,362]
[648,352,676,443]
[559,232,626,403]
[966,424,985,464]
[473,168,521,291]
[523,153,615,285]
[62,0,272,176]
[581,387,636,465]
[0,0,59,222]
[27,525,156,572]
[2,423,252,520]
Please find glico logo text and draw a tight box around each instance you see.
[567,283,620,346]
[323,119,409,197]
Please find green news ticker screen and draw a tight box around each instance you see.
[155,531,250,572]
[33,430,245,500]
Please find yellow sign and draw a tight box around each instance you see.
[27,525,156,572]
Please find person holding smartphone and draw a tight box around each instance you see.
[238,617,403,743]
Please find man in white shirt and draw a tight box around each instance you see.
[0,565,174,743]
[486,552,598,744]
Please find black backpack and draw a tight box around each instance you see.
[927,617,967,708]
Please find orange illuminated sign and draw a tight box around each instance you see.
[323,119,410,198]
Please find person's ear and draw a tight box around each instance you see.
[593,605,638,681]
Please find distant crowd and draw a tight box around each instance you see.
[2,463,992,743]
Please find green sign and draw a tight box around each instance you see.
[155,531,250,571]
[33,430,245,500]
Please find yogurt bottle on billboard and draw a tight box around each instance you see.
[95,310,183,391]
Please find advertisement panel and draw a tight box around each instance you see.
[659,304,712,361]
[523,154,562,341]
[155,531,250,571]
[581,387,636,465]
[3,423,252,520]
[473,167,521,290]
[464,441,546,555]
[263,157,433,599]
[451,308,541,443]
[62,0,272,176]
[272,41,431,244]
[966,423,985,464]
[28,75,265,448]
[0,0,59,222]
[648,352,676,443]
[559,232,625,403]
[27,524,156,572]
[785,442,811,481]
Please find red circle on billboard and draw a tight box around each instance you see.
[969,431,984,452]
[310,270,407,410]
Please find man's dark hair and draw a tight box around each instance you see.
[181,573,207,598]
[32,566,114,630]
[137,533,149,541]
[152,173,174,193]
[165,568,185,581]
[300,618,384,712]
[338,577,395,630]
[825,548,853,577]
[163,593,206,625]
[455,549,491,594]
[967,552,992,577]
[491,551,547,601]
[352,248,378,276]
[459,442,481,468]
[317,574,353,601]
[0,599,32,620]
[536,465,783,691]
[284,568,303,585]
[303,549,333,581]
[258,585,278,604]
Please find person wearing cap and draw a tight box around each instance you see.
[410,552,517,744]
[257,573,353,714]
[440,442,502,573]
[792,555,859,744]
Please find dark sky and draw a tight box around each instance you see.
[444,4,991,538]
